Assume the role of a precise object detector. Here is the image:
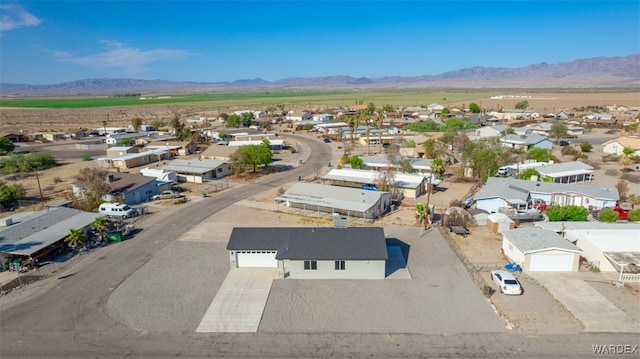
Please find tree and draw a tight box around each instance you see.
[549,122,568,141]
[231,140,272,173]
[398,158,412,173]
[383,104,394,113]
[151,120,166,130]
[628,208,640,222]
[74,167,112,211]
[616,179,629,200]
[515,100,529,110]
[423,139,436,158]
[375,108,385,154]
[347,114,359,143]
[527,148,553,162]
[0,136,15,154]
[0,181,26,209]
[226,114,241,128]
[441,107,450,117]
[131,117,143,132]
[91,216,109,240]
[621,146,634,171]
[350,155,364,169]
[431,158,444,179]
[239,112,254,127]
[546,205,590,221]
[580,142,593,152]
[168,105,183,136]
[65,228,86,249]
[462,139,509,183]
[120,138,130,146]
[598,208,619,223]
[518,168,540,180]
[415,203,430,229]
[469,103,481,113]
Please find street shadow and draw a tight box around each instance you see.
[57,272,76,280]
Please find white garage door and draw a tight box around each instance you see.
[529,253,574,272]
[237,250,277,268]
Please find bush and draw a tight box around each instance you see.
[628,208,640,222]
[561,146,579,157]
[53,176,63,184]
[546,205,590,221]
[580,142,593,152]
[82,154,92,161]
[598,208,619,222]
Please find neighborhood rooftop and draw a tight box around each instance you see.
[275,182,389,213]
[160,159,226,174]
[477,177,619,201]
[502,227,582,254]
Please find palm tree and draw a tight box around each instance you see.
[622,146,634,172]
[362,110,371,155]
[376,108,385,154]
[415,203,430,229]
[65,228,86,249]
[91,217,109,243]
[347,114,359,143]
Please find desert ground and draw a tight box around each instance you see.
[1,91,638,134]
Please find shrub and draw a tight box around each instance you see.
[598,208,619,222]
[53,176,63,184]
[561,146,579,157]
[580,142,593,152]
[628,208,640,221]
[546,205,590,221]
[82,154,92,161]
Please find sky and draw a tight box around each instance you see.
[1,0,639,85]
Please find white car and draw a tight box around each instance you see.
[491,270,523,295]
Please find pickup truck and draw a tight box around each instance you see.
[593,206,629,220]
[152,191,182,200]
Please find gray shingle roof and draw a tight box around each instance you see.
[503,227,582,253]
[160,158,225,174]
[477,177,618,201]
[227,227,387,260]
[501,133,549,145]
[275,183,389,213]
[535,161,593,177]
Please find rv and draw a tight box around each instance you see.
[98,203,136,218]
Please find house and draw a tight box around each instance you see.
[105,132,147,146]
[476,177,618,213]
[96,148,170,171]
[139,167,178,184]
[232,110,266,119]
[603,136,640,156]
[0,132,26,143]
[312,113,334,122]
[0,207,102,267]
[226,227,388,279]
[583,112,616,121]
[43,132,67,141]
[500,133,553,150]
[148,141,198,156]
[227,139,284,151]
[521,123,584,138]
[106,146,139,157]
[286,111,313,122]
[158,158,232,183]
[275,183,392,222]
[199,144,238,161]
[322,168,426,198]
[72,172,159,205]
[535,161,594,183]
[561,224,640,276]
[502,227,582,272]
[472,125,510,140]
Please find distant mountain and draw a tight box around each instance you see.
[1,54,638,96]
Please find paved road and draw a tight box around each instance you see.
[1,134,638,358]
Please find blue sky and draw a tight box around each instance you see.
[1,1,639,85]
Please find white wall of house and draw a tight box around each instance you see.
[502,237,526,266]
[477,198,508,213]
[525,250,579,272]
[284,259,385,279]
[572,237,616,272]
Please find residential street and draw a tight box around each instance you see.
[0,134,638,358]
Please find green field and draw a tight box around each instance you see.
[0,90,495,109]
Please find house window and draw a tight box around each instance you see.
[335,260,345,271]
[304,260,317,270]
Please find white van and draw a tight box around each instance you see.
[98,203,136,218]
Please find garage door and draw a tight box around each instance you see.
[237,250,277,268]
[529,253,574,272]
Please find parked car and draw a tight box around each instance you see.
[323,138,331,143]
[559,139,571,146]
[592,206,629,220]
[98,203,136,218]
[152,190,182,200]
[532,199,547,211]
[462,197,476,208]
[491,270,524,295]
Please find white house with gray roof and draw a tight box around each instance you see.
[226,227,388,279]
[159,158,232,183]
[500,133,553,150]
[535,161,594,183]
[502,227,582,272]
[275,183,392,222]
[476,177,618,213]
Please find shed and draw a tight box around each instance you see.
[502,227,582,272]
[486,213,515,234]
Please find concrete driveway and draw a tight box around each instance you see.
[530,272,640,332]
[196,268,277,333]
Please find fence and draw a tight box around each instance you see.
[438,226,497,297]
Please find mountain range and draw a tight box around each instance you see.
[1,54,638,96]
